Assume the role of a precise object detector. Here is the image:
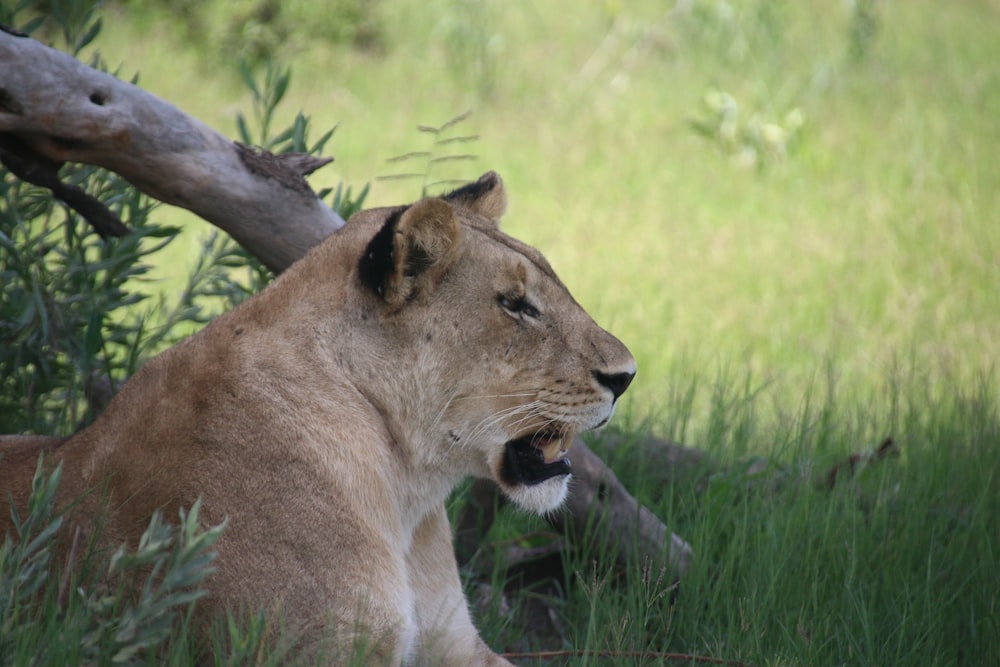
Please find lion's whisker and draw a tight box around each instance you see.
[463,401,545,445]
[453,391,538,401]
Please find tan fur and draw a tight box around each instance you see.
[0,172,635,666]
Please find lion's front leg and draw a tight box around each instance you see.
[408,504,515,667]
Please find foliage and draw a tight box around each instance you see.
[235,58,370,219]
[689,89,805,169]
[0,463,224,666]
[0,0,104,54]
[0,0,193,433]
[379,110,479,197]
[0,161,164,433]
[116,0,382,65]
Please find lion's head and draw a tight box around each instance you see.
[298,172,636,513]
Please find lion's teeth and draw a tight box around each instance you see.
[540,437,569,463]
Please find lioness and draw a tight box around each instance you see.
[0,172,635,665]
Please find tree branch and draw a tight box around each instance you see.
[0,29,343,273]
[0,133,130,238]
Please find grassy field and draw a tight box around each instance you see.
[510,369,1000,666]
[4,0,999,665]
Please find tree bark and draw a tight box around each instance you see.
[0,28,343,273]
[0,29,693,576]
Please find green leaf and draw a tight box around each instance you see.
[310,124,338,155]
[291,113,307,152]
[74,17,102,54]
[238,60,260,99]
[18,14,45,36]
[273,68,291,106]
[84,310,104,357]
[268,126,295,147]
[236,114,253,145]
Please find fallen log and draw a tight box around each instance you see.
[0,26,343,273]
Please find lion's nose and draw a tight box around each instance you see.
[592,370,635,401]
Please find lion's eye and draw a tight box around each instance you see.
[498,294,540,319]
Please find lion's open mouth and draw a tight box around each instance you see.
[502,432,572,486]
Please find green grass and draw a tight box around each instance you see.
[3,0,999,665]
[484,367,999,665]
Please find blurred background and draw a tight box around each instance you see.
[76,0,998,433]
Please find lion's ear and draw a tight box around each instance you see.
[360,198,462,306]
[442,171,507,224]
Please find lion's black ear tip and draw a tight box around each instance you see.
[479,171,501,187]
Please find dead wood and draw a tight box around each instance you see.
[0,29,344,273]
[821,437,899,490]
[0,133,130,238]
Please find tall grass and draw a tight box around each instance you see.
[484,367,999,665]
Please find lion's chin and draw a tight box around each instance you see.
[501,474,570,515]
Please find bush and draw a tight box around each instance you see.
[0,463,224,666]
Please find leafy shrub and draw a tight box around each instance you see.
[116,0,383,65]
[690,89,805,169]
[0,462,224,666]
